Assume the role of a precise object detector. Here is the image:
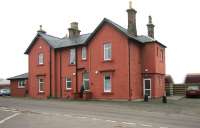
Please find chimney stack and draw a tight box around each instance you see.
[147,16,155,38]
[37,25,46,34]
[127,1,137,36]
[68,22,81,38]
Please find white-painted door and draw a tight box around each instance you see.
[143,78,151,98]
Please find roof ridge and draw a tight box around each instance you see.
[39,33,61,39]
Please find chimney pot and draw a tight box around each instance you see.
[127,1,137,36]
[147,15,155,38]
[68,22,81,38]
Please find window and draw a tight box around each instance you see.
[82,47,87,60]
[70,48,76,64]
[38,78,44,93]
[18,80,26,88]
[38,53,44,65]
[104,43,111,60]
[66,78,72,90]
[83,72,89,90]
[160,49,164,61]
[104,73,111,92]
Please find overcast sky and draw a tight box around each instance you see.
[0,0,199,83]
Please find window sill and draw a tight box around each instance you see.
[102,92,113,95]
[68,64,76,66]
[65,88,72,91]
[18,87,25,89]
[37,64,45,66]
[38,91,45,95]
[102,59,113,63]
[82,58,87,61]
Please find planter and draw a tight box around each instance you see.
[83,91,92,100]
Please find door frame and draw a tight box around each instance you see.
[143,78,151,98]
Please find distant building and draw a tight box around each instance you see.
[184,73,200,84]
[7,73,28,97]
[0,78,10,89]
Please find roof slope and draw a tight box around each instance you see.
[7,73,28,80]
[25,18,166,54]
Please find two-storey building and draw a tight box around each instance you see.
[10,2,166,100]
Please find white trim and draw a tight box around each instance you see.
[66,78,72,90]
[18,80,25,88]
[104,43,112,61]
[38,78,44,93]
[81,47,87,60]
[38,53,44,65]
[143,78,151,98]
[104,73,111,92]
[69,48,76,64]
[83,72,89,91]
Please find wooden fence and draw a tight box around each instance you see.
[165,83,200,96]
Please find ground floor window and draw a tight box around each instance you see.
[66,78,72,90]
[38,78,44,93]
[18,80,26,88]
[104,73,111,92]
[83,72,89,90]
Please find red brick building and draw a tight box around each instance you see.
[8,73,28,97]
[12,3,166,100]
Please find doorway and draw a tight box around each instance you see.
[143,78,151,98]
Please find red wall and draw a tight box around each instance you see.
[29,37,51,99]
[10,79,28,97]
[88,23,130,99]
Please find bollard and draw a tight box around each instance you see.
[144,94,149,102]
[162,96,167,103]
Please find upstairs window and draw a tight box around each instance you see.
[70,48,76,64]
[104,43,112,61]
[38,53,44,65]
[18,80,26,88]
[38,78,44,93]
[66,78,72,90]
[82,47,87,60]
[160,49,164,61]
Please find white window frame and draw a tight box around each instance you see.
[38,78,44,93]
[81,47,87,60]
[143,78,151,98]
[70,48,76,64]
[83,72,89,91]
[38,53,44,65]
[104,43,112,61]
[104,73,112,92]
[18,80,26,88]
[66,78,72,90]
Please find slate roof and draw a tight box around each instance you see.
[7,73,28,80]
[25,18,166,54]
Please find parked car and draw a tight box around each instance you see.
[186,85,200,98]
[0,88,10,96]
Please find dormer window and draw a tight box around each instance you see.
[70,48,76,64]
[38,53,44,65]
